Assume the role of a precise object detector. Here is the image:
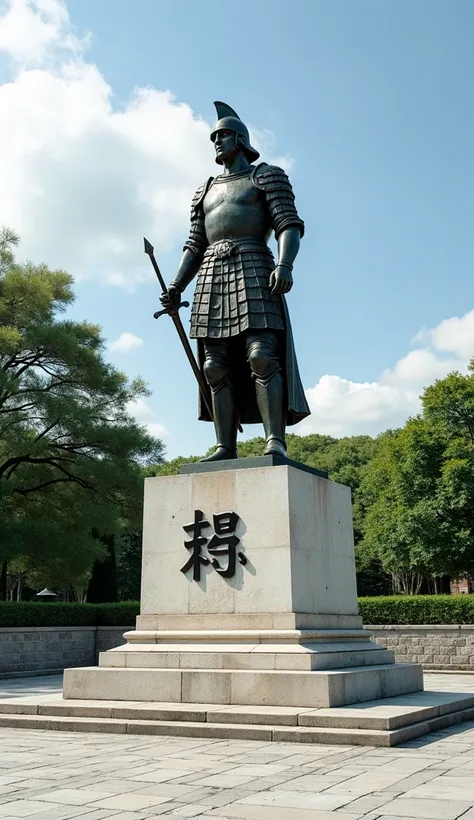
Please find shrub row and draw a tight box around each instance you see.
[0,601,140,628]
[1,596,474,628]
[358,595,474,625]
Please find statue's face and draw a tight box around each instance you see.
[213,129,237,162]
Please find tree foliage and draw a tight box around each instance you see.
[360,363,474,592]
[116,530,143,601]
[146,455,200,477]
[0,228,164,594]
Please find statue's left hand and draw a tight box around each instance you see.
[269,264,293,296]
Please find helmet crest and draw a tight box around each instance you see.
[214,102,240,120]
[210,100,260,165]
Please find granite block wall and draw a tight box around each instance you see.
[365,625,474,671]
[0,626,129,677]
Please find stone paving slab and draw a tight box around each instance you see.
[0,717,474,817]
[0,673,474,818]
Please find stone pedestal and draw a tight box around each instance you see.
[64,459,423,707]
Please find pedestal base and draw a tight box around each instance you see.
[64,622,423,708]
[64,662,422,709]
[64,460,424,713]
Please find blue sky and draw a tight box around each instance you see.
[1,0,474,459]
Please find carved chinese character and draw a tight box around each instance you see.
[180,509,247,581]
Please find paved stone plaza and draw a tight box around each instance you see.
[1,675,474,819]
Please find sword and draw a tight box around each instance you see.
[144,237,232,430]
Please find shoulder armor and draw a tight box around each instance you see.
[191,177,214,216]
[251,163,292,193]
[251,163,304,239]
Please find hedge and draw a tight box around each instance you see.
[0,601,140,628]
[358,595,474,625]
[95,602,140,626]
[0,596,474,627]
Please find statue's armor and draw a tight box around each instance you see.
[181,163,305,339]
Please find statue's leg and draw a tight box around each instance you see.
[200,337,238,462]
[246,330,287,458]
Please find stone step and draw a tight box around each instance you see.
[0,705,472,747]
[100,647,395,672]
[0,689,473,746]
[3,691,474,730]
[0,710,429,746]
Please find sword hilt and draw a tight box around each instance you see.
[154,300,190,320]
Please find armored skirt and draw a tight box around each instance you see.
[189,239,310,427]
[190,239,284,339]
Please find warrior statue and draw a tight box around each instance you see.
[161,101,310,461]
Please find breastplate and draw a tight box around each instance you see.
[203,173,272,244]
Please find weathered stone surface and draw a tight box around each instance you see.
[64,662,423,708]
[64,464,425,708]
[140,465,361,622]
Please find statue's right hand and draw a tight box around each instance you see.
[160,285,181,311]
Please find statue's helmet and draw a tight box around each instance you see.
[210,101,260,165]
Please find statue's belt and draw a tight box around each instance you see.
[205,238,270,261]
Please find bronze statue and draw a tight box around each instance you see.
[161,101,310,461]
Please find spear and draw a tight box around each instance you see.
[143,237,216,426]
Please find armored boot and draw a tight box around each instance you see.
[254,370,287,458]
[200,384,239,462]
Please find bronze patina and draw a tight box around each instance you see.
[160,101,310,461]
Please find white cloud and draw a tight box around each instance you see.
[299,376,420,437]
[109,332,143,354]
[300,309,474,438]
[380,348,462,391]
[0,0,291,290]
[427,309,474,359]
[127,397,168,439]
[0,0,86,67]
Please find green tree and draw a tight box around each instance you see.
[423,363,474,581]
[87,533,118,604]
[147,455,200,476]
[116,530,142,601]
[360,365,474,592]
[0,228,164,596]
[360,424,440,593]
